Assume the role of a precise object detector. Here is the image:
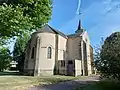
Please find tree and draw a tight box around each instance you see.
[13,34,30,73]
[0,47,12,71]
[94,38,104,73]
[0,0,52,38]
[95,32,120,80]
[94,45,102,74]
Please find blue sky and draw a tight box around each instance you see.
[9,0,120,51]
[49,0,120,47]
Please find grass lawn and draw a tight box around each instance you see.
[74,79,120,90]
[0,71,78,90]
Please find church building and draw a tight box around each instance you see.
[24,20,94,76]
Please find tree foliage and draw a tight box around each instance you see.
[95,32,120,80]
[0,0,52,38]
[13,34,30,72]
[0,47,12,71]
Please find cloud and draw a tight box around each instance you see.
[59,0,120,46]
[80,0,120,46]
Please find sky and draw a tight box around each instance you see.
[49,0,120,47]
[9,0,120,51]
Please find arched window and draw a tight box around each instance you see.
[31,47,35,59]
[47,47,52,59]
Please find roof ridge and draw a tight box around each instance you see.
[47,24,67,38]
[34,24,67,38]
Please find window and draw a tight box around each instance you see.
[47,47,52,59]
[31,47,35,59]
[63,50,66,59]
[25,60,28,68]
[68,61,73,64]
[61,61,65,67]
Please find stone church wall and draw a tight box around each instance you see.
[75,59,82,76]
[24,33,38,75]
[67,37,82,60]
[58,35,67,60]
[37,33,56,75]
[82,31,92,75]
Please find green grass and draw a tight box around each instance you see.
[74,80,120,90]
[0,72,78,90]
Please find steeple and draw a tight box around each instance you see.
[75,20,84,34]
[77,20,81,30]
[75,0,84,34]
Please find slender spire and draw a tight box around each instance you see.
[77,20,81,30]
[75,13,84,33]
[75,20,83,33]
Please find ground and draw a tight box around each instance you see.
[30,75,99,90]
[0,71,78,90]
[0,72,119,90]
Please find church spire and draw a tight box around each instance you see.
[77,20,81,30]
[75,10,84,34]
[75,0,84,34]
[75,20,84,34]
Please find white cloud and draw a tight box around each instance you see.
[79,0,120,46]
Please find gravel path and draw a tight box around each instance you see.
[29,76,100,90]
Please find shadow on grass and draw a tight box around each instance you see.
[0,71,22,76]
[30,78,99,90]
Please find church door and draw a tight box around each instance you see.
[67,61,75,76]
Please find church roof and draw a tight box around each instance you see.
[33,19,85,39]
[48,25,67,38]
[67,33,83,38]
[34,24,67,38]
